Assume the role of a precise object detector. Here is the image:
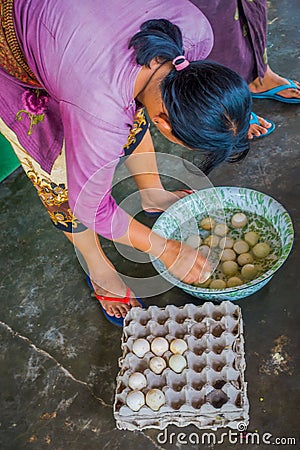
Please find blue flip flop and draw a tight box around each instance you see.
[86,275,145,327]
[251,79,300,104]
[143,189,195,218]
[250,112,275,139]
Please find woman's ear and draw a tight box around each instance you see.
[152,113,172,131]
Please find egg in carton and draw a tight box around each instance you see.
[114,302,249,431]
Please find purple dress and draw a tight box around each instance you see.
[0,0,267,238]
[189,0,267,83]
[0,0,214,238]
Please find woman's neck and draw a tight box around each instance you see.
[133,60,172,103]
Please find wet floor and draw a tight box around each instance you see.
[0,1,299,449]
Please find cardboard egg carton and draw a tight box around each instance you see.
[114,302,249,431]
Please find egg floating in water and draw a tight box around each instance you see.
[233,240,250,255]
[183,212,275,290]
[214,223,229,237]
[219,236,234,249]
[227,276,243,288]
[209,279,227,290]
[241,264,258,280]
[231,213,248,228]
[199,245,210,257]
[204,234,220,248]
[244,231,259,247]
[222,261,238,277]
[252,242,271,258]
[237,253,254,266]
[185,235,202,248]
[200,217,215,230]
[221,249,236,262]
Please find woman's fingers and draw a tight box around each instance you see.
[161,240,211,285]
[181,255,211,284]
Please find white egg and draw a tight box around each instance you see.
[231,213,248,228]
[199,245,210,257]
[146,389,166,411]
[170,339,188,355]
[214,223,229,237]
[204,234,220,248]
[149,356,167,374]
[233,240,250,255]
[220,248,237,262]
[128,372,147,390]
[241,263,258,280]
[169,354,187,373]
[227,276,243,288]
[219,236,234,249]
[185,235,202,248]
[244,231,259,247]
[151,337,169,356]
[252,242,271,258]
[222,261,238,276]
[209,279,227,290]
[200,217,215,230]
[126,390,145,411]
[237,252,254,266]
[132,338,150,358]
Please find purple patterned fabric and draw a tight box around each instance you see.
[0,0,213,238]
[0,0,268,239]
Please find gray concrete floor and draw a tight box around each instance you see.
[0,1,299,449]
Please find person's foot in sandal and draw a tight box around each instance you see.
[89,271,142,319]
[248,113,274,139]
[249,65,300,103]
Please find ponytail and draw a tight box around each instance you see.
[129,19,184,67]
[129,21,252,175]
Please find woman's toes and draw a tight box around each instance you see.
[120,304,130,318]
[105,305,117,317]
[249,124,268,138]
[257,116,271,128]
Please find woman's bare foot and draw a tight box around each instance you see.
[90,271,142,318]
[249,65,300,100]
[141,189,192,213]
[248,115,272,139]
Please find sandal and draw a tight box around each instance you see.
[250,112,275,139]
[143,189,195,218]
[86,275,145,327]
[251,79,300,104]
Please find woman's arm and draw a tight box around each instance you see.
[114,214,211,285]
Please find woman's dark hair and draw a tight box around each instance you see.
[129,19,252,174]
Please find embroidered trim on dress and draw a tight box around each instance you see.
[0,0,42,86]
[123,108,147,151]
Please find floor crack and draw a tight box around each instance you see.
[0,320,111,408]
[141,432,167,450]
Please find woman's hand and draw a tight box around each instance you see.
[159,239,211,285]
[114,216,211,285]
